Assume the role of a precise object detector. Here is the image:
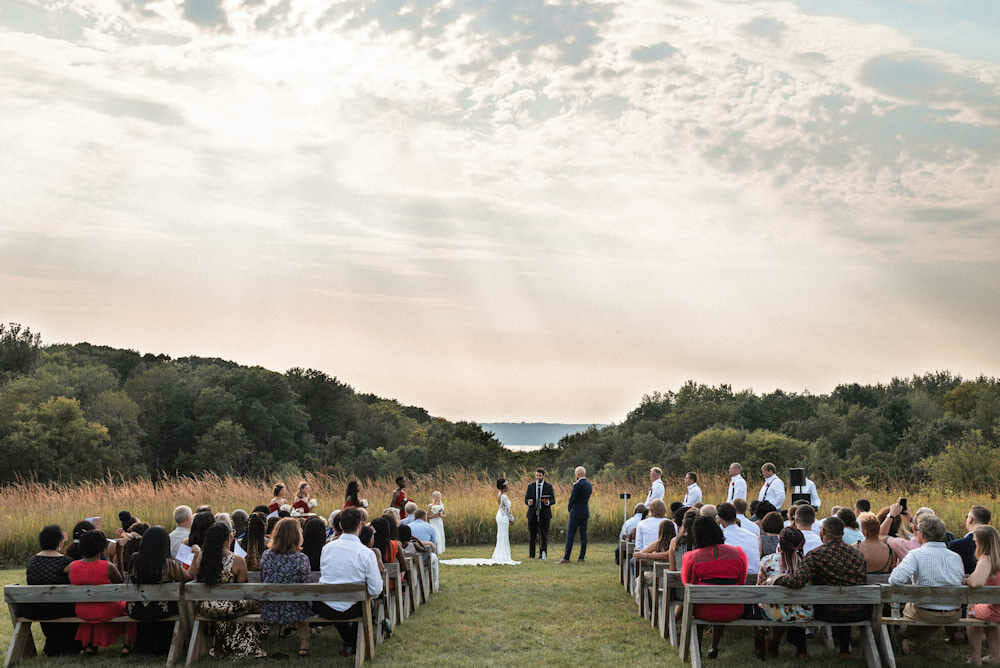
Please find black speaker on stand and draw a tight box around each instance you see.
[789,468,810,505]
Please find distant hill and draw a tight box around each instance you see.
[480,422,604,447]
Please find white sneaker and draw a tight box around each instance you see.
[540,551,546,560]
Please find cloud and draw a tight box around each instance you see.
[184,0,228,28]
[909,207,981,223]
[860,52,999,113]
[630,42,678,63]
[738,16,787,44]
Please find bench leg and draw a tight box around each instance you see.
[659,591,668,639]
[395,582,404,624]
[679,595,692,662]
[879,624,897,668]
[689,624,702,668]
[3,621,32,668]
[354,621,364,668]
[184,619,205,667]
[861,625,880,668]
[167,618,186,667]
[668,604,679,648]
[363,599,376,661]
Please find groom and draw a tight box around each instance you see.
[524,467,555,559]
[560,466,592,564]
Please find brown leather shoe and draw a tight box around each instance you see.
[559,559,570,564]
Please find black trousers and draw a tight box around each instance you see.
[528,512,550,557]
[563,515,588,560]
[311,601,362,648]
[814,604,869,653]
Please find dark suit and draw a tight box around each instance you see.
[563,477,592,561]
[525,480,555,558]
[948,532,976,574]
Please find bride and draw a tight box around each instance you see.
[440,478,520,566]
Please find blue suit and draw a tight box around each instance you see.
[948,532,976,574]
[563,477,592,561]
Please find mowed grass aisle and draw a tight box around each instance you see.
[1,543,970,667]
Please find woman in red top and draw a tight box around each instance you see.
[69,530,137,654]
[343,480,364,510]
[681,515,748,659]
[267,483,286,514]
[390,476,408,515]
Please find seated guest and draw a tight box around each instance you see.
[331,513,344,540]
[126,526,189,655]
[838,509,863,545]
[301,516,328,572]
[169,506,192,558]
[680,516,748,659]
[69,530,136,655]
[669,509,699,571]
[758,527,812,658]
[774,517,868,658]
[856,512,898,573]
[261,518,312,657]
[967,525,1000,665]
[617,503,647,564]
[635,500,670,552]
[195,522,266,658]
[25,525,81,656]
[399,521,440,591]
[699,504,717,521]
[66,520,95,561]
[265,515,280,536]
[213,513,233,535]
[877,506,902,537]
[733,499,760,536]
[183,511,215,561]
[634,519,676,604]
[889,515,964,654]
[408,510,440,552]
[760,511,783,558]
[401,502,418,525]
[240,512,267,572]
[881,504,936,561]
[792,505,822,554]
[312,508,384,658]
[718,502,759,578]
[195,505,212,515]
[327,510,342,540]
[231,510,249,542]
[949,505,993,575]
[251,505,269,516]
[372,518,400,568]
[855,499,871,516]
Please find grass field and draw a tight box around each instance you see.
[1,543,973,667]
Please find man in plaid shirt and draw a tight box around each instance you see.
[774,516,868,657]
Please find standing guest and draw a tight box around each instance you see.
[428,490,447,555]
[169,506,192,558]
[268,483,287,514]
[525,469,555,560]
[400,502,418,525]
[790,475,821,509]
[949,505,993,574]
[644,467,665,506]
[733,499,760,536]
[344,480,365,510]
[292,481,315,515]
[838,509,863,545]
[774,517,868,658]
[682,472,703,507]
[725,462,748,504]
[261,518,312,657]
[758,463,786,509]
[195,522,266,658]
[327,510,342,540]
[312,508,383,658]
[792,505,823,554]
[25,525,81,656]
[758,528,812,658]
[231,510,249,542]
[856,512,898,573]
[560,466,592,564]
[69,530,136,655]
[718,502,759,578]
[681,516,749,660]
[670,509,699,571]
[390,477,409,517]
[635,500,670,552]
[301,517,328,572]
[127,526,189,655]
[967,526,1000,665]
[888,515,964,654]
[240,512,267,572]
[760,512,783,558]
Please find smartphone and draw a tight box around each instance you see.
[898,497,907,511]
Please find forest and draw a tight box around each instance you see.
[2,322,998,491]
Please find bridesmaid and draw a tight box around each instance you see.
[428,491,446,554]
[268,483,287,514]
[343,480,364,510]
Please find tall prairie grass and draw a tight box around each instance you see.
[1,471,995,566]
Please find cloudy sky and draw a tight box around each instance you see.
[2,0,999,423]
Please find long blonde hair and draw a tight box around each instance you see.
[296,481,309,499]
[974,525,1000,576]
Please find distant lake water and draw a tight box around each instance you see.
[503,444,546,452]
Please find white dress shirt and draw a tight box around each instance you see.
[722,523,760,574]
[318,533,383,611]
[644,478,665,506]
[738,514,760,536]
[727,475,748,503]
[682,483,702,507]
[791,478,821,508]
[799,527,822,554]
[169,526,189,559]
[758,475,786,509]
[888,542,964,610]
[620,513,643,539]
[635,517,674,552]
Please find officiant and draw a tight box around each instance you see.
[525,468,555,560]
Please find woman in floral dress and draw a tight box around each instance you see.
[757,527,812,658]
[260,518,313,657]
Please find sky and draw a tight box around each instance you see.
[1,0,999,424]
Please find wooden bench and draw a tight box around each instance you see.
[877,584,1000,668]
[182,582,374,668]
[246,571,321,583]
[677,584,882,668]
[651,565,684,646]
[622,541,635,595]
[4,583,186,668]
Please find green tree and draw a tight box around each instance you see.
[685,427,747,473]
[0,323,41,379]
[922,431,1000,493]
[176,419,253,474]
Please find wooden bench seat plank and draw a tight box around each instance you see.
[4,583,183,603]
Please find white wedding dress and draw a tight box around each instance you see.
[441,492,520,566]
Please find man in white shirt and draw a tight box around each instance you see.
[792,504,822,554]
[634,500,671,551]
[758,462,785,509]
[732,499,760,536]
[312,508,384,657]
[616,503,648,565]
[791,477,821,509]
[682,472,702,507]
[644,467,665,506]
[718,503,759,576]
[888,515,964,652]
[169,505,192,558]
[726,462,748,503]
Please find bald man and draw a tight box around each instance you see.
[560,466,592,563]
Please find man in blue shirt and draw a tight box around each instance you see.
[408,509,438,550]
[400,502,417,525]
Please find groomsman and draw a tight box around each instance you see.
[682,472,702,506]
[644,467,665,506]
[726,462,748,502]
[758,462,786,509]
